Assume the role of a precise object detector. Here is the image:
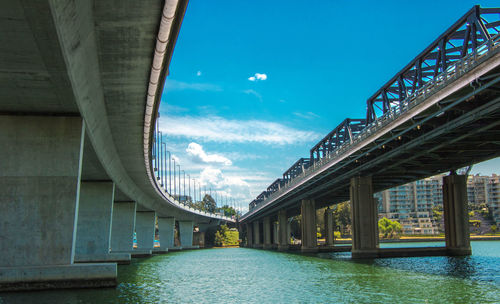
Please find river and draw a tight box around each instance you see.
[1,241,499,303]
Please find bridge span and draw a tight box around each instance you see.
[240,5,500,258]
[0,0,234,291]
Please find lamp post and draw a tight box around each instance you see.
[177,164,181,201]
[173,158,176,197]
[167,151,172,194]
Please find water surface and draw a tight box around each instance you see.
[1,241,499,303]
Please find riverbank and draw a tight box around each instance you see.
[331,235,500,244]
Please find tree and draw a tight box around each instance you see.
[220,205,237,217]
[491,224,497,234]
[378,217,402,239]
[333,202,351,235]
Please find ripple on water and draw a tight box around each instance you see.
[0,241,499,303]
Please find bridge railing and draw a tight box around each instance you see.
[243,29,500,219]
[151,117,234,221]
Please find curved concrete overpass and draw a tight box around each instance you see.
[0,0,231,291]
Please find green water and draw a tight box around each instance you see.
[1,241,499,303]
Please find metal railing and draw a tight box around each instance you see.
[243,34,500,220]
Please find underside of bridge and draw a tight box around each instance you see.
[0,0,231,291]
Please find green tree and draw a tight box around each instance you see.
[490,224,497,234]
[220,205,237,217]
[201,194,217,213]
[333,202,351,235]
[378,217,402,239]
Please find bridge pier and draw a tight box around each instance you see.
[110,201,136,255]
[278,210,289,251]
[157,217,175,251]
[75,181,130,264]
[301,199,318,253]
[253,221,262,248]
[443,175,471,256]
[246,223,253,247]
[263,217,273,249]
[134,211,155,256]
[350,176,379,259]
[179,221,198,249]
[273,221,279,247]
[324,207,335,246]
[0,115,116,291]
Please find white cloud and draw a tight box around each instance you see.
[199,167,252,205]
[248,73,268,81]
[293,111,320,119]
[196,71,202,76]
[165,79,222,92]
[243,89,263,102]
[186,142,232,166]
[255,73,267,80]
[160,115,319,145]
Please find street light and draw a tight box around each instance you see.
[182,170,186,202]
[167,151,172,194]
[177,164,181,201]
[173,158,176,196]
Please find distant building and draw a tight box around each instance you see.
[376,173,500,234]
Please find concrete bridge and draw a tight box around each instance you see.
[240,6,500,258]
[0,0,234,291]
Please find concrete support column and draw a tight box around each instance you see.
[253,220,262,248]
[0,116,116,290]
[111,201,136,253]
[75,182,130,264]
[273,222,279,245]
[278,210,289,251]
[324,207,335,246]
[443,175,471,256]
[263,217,272,249]
[178,221,197,249]
[301,199,318,252]
[350,176,379,258]
[158,217,175,250]
[135,211,156,254]
[246,223,253,247]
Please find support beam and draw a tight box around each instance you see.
[110,201,136,253]
[157,217,175,251]
[324,207,335,246]
[350,176,379,258]
[253,221,262,248]
[75,181,129,264]
[278,210,289,251]
[263,217,272,249]
[443,175,471,256]
[0,115,116,291]
[178,221,198,249]
[301,199,318,253]
[135,211,156,255]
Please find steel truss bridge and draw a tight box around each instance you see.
[241,5,500,222]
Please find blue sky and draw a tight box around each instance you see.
[159,0,500,212]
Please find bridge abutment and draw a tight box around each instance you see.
[0,115,116,291]
[179,221,198,249]
[75,181,130,264]
[263,217,273,249]
[301,199,318,253]
[350,176,379,259]
[443,175,471,256]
